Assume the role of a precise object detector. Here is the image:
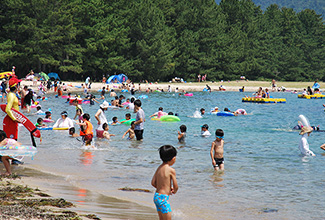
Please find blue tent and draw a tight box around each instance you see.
[48,72,60,80]
[106,74,128,84]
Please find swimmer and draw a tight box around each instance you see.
[201,124,211,136]
[102,123,115,140]
[69,127,79,137]
[178,125,186,143]
[298,126,315,156]
[120,113,131,124]
[35,105,44,115]
[111,117,120,125]
[211,107,219,113]
[150,107,167,119]
[35,118,46,128]
[122,122,135,140]
[200,108,205,115]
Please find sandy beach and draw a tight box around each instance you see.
[20,79,324,94]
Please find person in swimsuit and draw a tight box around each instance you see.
[76,113,94,146]
[178,125,186,143]
[122,122,135,140]
[210,129,225,171]
[151,145,178,220]
[102,123,115,140]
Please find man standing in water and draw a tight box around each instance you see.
[134,99,145,141]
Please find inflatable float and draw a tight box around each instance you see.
[43,119,54,123]
[298,94,325,99]
[69,97,83,104]
[121,118,136,125]
[138,95,148,99]
[0,104,41,138]
[184,93,193,96]
[0,145,37,158]
[38,127,69,130]
[216,112,235,117]
[121,89,128,92]
[159,115,181,122]
[242,97,286,103]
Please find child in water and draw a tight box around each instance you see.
[0,130,21,176]
[102,123,115,140]
[151,145,178,220]
[76,113,94,147]
[120,113,131,124]
[122,122,135,140]
[201,124,211,136]
[69,127,79,137]
[35,118,46,128]
[210,129,225,171]
[178,125,187,143]
[111,117,120,125]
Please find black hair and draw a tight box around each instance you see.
[119,95,124,99]
[61,111,68,116]
[37,118,43,123]
[134,99,141,107]
[180,125,187,132]
[159,107,163,111]
[0,130,7,141]
[83,113,90,120]
[36,106,41,110]
[168,112,174,115]
[10,86,17,92]
[125,113,131,118]
[76,108,82,114]
[131,121,135,126]
[115,96,119,100]
[215,129,224,137]
[69,127,75,133]
[130,97,135,103]
[200,108,205,112]
[102,122,108,130]
[159,145,177,162]
[112,116,117,122]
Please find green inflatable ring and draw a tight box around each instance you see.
[159,115,180,122]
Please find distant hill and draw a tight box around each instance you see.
[215,0,324,16]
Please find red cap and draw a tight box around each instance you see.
[9,77,22,87]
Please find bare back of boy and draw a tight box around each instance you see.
[211,139,224,170]
[152,164,177,196]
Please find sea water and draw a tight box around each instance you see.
[2,90,325,219]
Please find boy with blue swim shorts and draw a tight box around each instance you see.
[151,145,178,220]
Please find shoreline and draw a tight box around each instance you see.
[20,80,323,94]
[0,166,156,220]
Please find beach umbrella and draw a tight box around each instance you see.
[39,72,49,81]
[0,71,13,79]
[48,72,60,80]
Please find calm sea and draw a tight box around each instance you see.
[2,90,325,219]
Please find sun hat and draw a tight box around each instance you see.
[201,124,209,129]
[100,101,109,109]
[299,126,313,135]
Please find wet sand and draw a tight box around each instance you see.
[1,165,156,220]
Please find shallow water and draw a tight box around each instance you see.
[2,90,325,219]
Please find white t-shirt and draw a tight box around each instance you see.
[96,109,107,130]
[201,130,211,136]
[127,103,134,110]
[298,134,315,156]
[53,117,74,128]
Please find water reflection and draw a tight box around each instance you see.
[80,151,94,165]
[211,171,224,188]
